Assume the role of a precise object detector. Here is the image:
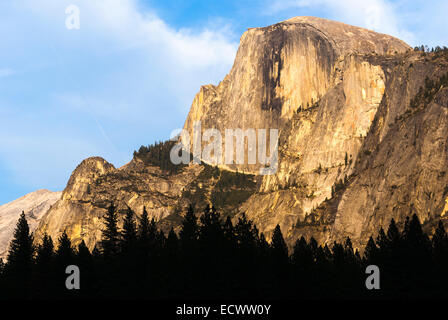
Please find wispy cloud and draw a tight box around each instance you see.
[0,0,238,202]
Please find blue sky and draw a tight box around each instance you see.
[0,0,447,204]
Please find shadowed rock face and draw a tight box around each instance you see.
[329,56,448,248]
[32,17,448,251]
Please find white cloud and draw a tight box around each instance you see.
[0,0,238,199]
[11,0,238,115]
[22,0,237,72]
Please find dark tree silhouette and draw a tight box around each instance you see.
[32,233,56,298]
[54,230,76,298]
[4,212,34,298]
[270,225,289,296]
[3,201,448,300]
[56,230,74,263]
[179,205,199,248]
[121,207,137,255]
[35,233,54,266]
[7,212,34,269]
[75,240,95,297]
[364,236,378,264]
[433,221,448,267]
[271,225,288,261]
[99,204,120,259]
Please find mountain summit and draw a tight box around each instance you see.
[34,17,448,250]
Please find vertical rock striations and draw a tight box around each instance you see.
[33,17,448,252]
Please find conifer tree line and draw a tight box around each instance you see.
[1,205,448,300]
[133,140,186,173]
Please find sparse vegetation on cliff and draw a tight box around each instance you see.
[179,163,257,213]
[134,140,187,174]
[410,73,448,109]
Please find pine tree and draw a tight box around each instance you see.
[376,227,388,251]
[76,240,92,264]
[118,208,140,298]
[55,230,75,268]
[178,205,200,295]
[404,214,428,247]
[222,215,237,262]
[379,218,401,257]
[163,228,179,294]
[166,228,179,257]
[403,216,411,237]
[223,216,235,243]
[271,224,289,289]
[258,233,269,255]
[91,245,101,259]
[271,225,288,259]
[76,240,95,297]
[433,221,448,264]
[364,236,378,263]
[5,212,34,298]
[33,233,55,298]
[343,237,356,263]
[402,214,431,269]
[54,232,76,298]
[199,204,223,251]
[387,219,400,243]
[7,212,34,269]
[292,236,312,269]
[137,206,152,256]
[180,205,198,249]
[135,206,154,296]
[156,230,166,251]
[198,205,225,293]
[100,204,120,258]
[234,213,258,249]
[332,242,345,268]
[138,206,150,240]
[121,207,137,254]
[35,233,54,265]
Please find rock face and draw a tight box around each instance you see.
[183,16,408,173]
[33,16,448,251]
[0,189,61,259]
[328,55,448,247]
[183,16,415,246]
[35,156,256,250]
[35,157,202,250]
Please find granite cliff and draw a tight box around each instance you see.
[33,17,448,251]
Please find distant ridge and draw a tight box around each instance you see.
[0,189,61,259]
